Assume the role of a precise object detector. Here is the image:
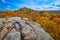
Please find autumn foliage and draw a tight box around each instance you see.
[0,8,60,40]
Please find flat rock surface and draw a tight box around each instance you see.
[0,17,54,40]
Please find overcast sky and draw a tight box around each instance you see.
[0,0,60,11]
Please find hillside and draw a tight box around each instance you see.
[0,7,60,40]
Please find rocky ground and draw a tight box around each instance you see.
[0,17,54,40]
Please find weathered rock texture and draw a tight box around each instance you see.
[0,17,54,40]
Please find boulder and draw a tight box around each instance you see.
[0,17,54,40]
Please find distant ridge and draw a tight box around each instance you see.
[0,7,60,14]
[38,10,60,14]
